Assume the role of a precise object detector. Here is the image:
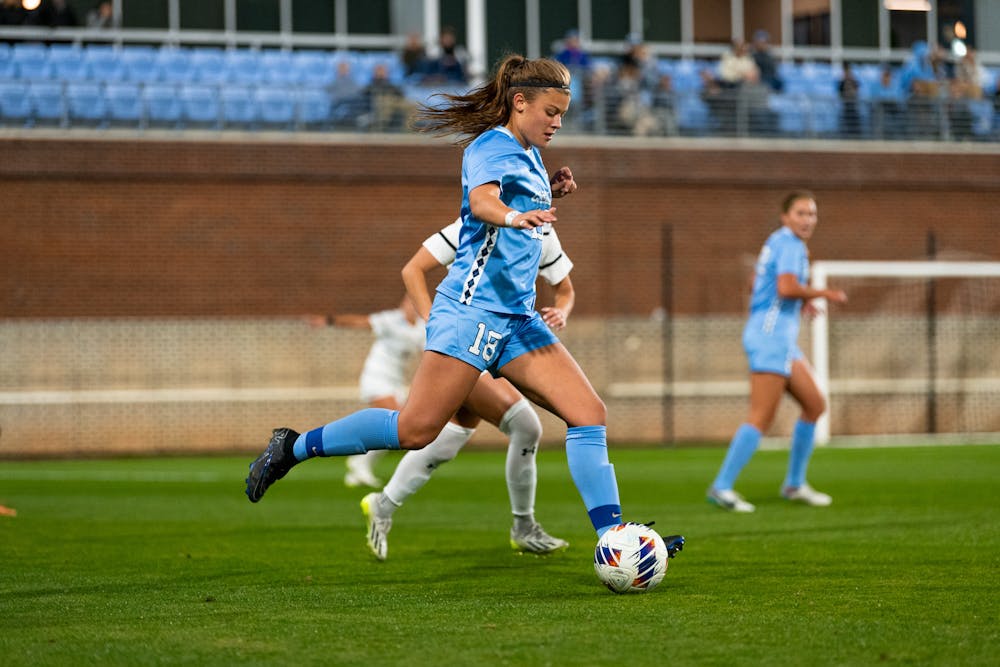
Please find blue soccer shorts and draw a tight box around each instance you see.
[425,293,559,376]
[743,333,803,377]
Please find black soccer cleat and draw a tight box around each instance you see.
[245,427,300,503]
[663,534,685,559]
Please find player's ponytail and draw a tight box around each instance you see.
[415,54,571,146]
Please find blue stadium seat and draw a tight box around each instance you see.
[805,97,840,135]
[29,81,66,125]
[260,50,300,85]
[675,92,710,133]
[256,86,296,128]
[0,58,15,79]
[0,81,31,125]
[15,54,53,81]
[179,84,220,127]
[66,82,107,126]
[295,51,335,87]
[143,83,182,126]
[225,50,260,86]
[191,48,228,85]
[296,87,331,127]
[122,46,159,83]
[49,45,90,81]
[769,93,806,134]
[156,48,194,83]
[105,82,143,125]
[0,42,10,62]
[83,45,126,82]
[220,86,257,128]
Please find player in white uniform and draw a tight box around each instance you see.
[359,219,574,559]
[305,297,425,488]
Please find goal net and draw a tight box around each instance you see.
[810,261,1000,445]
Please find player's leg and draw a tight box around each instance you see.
[344,395,400,489]
[498,340,624,537]
[462,376,567,553]
[246,350,480,503]
[363,407,479,559]
[707,371,786,512]
[781,357,832,506]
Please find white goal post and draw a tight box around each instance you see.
[810,260,1000,445]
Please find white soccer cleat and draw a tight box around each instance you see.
[510,521,569,554]
[344,456,383,489]
[360,492,392,561]
[781,483,832,507]
[707,487,756,513]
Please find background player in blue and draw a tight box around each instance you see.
[245,54,683,560]
[708,192,848,513]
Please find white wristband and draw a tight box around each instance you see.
[504,210,521,227]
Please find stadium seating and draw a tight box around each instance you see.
[104,82,144,125]
[28,81,66,126]
[180,84,220,127]
[256,87,297,128]
[66,82,108,126]
[143,83,182,127]
[0,81,31,125]
[220,86,257,128]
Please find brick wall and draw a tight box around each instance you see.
[1,133,998,456]
[3,134,998,319]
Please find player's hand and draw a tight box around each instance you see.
[510,207,557,229]
[802,301,824,320]
[825,289,848,304]
[550,167,577,198]
[540,306,567,331]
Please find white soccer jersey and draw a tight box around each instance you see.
[423,218,574,286]
[359,308,426,402]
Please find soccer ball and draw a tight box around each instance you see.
[593,522,669,594]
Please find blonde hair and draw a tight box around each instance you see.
[414,54,571,147]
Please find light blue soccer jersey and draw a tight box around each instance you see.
[436,126,553,316]
[745,226,809,342]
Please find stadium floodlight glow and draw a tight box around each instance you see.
[21,0,41,11]
[884,0,931,10]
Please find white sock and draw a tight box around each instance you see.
[500,399,542,518]
[382,421,474,509]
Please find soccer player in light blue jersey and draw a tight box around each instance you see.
[708,192,848,513]
[245,54,683,561]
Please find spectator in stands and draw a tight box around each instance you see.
[363,63,414,132]
[86,1,116,29]
[838,62,862,138]
[899,40,936,99]
[622,33,660,93]
[741,66,777,136]
[555,29,590,71]
[718,39,758,89]
[420,26,467,85]
[0,0,26,26]
[872,66,904,140]
[901,42,942,139]
[328,60,364,127]
[751,29,783,92]
[700,68,735,134]
[651,72,677,136]
[954,49,986,100]
[400,32,427,79]
[609,56,660,136]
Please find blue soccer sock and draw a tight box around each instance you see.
[292,408,401,461]
[711,423,762,491]
[565,425,622,537]
[783,418,816,489]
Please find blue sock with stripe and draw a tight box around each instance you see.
[292,408,401,461]
[565,425,622,537]
[712,423,762,491]
[783,419,816,489]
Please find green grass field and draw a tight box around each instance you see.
[2,444,998,666]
